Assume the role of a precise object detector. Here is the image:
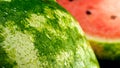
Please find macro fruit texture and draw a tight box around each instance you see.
[0,0,99,68]
[56,0,120,60]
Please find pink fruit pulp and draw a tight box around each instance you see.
[57,0,120,39]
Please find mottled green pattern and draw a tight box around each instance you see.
[0,0,99,68]
[90,41,120,60]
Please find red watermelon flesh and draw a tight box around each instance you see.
[56,0,120,39]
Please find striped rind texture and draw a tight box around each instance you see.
[0,0,99,68]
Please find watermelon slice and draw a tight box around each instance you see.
[56,0,120,60]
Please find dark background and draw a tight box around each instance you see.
[97,58,120,68]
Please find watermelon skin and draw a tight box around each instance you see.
[0,0,99,68]
[87,37,120,61]
[56,0,120,60]
[88,37,120,60]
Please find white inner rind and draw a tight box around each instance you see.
[86,33,120,43]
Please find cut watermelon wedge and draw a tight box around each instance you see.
[57,0,120,60]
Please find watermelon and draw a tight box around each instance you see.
[0,0,100,68]
[56,0,120,60]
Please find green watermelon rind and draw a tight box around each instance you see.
[86,34,120,60]
[0,0,99,68]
